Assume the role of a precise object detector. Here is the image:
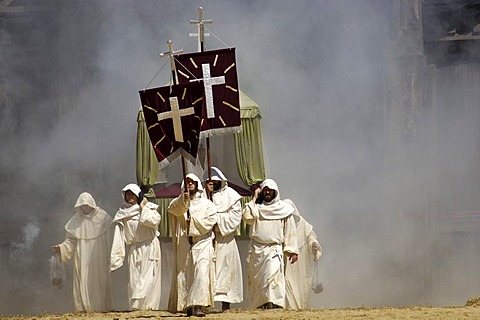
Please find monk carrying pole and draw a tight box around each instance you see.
[160,41,193,245]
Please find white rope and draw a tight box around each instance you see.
[204,25,231,49]
[144,57,169,90]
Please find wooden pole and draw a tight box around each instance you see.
[191,7,214,199]
[160,40,189,193]
[160,40,193,246]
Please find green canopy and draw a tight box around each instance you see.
[234,91,266,185]
[136,109,158,193]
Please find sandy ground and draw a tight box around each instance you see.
[4,305,480,320]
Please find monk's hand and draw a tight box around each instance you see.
[288,253,298,264]
[312,242,320,253]
[253,188,261,202]
[52,245,60,254]
[140,197,148,209]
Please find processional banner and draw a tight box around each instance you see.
[174,48,241,137]
[139,81,204,168]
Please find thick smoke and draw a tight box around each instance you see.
[1,0,478,316]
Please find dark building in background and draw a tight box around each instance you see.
[384,0,480,305]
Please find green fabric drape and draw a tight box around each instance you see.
[234,92,266,186]
[234,117,266,186]
[136,109,158,188]
[148,197,172,237]
[238,197,250,236]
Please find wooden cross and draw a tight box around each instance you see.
[189,7,212,52]
[160,40,183,85]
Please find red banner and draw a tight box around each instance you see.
[174,48,241,137]
[139,81,204,168]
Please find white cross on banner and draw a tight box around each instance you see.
[139,81,204,168]
[201,63,225,119]
[174,48,241,137]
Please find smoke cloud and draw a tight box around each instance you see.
[1,0,478,315]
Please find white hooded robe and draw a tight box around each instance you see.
[242,179,298,309]
[110,184,162,311]
[203,167,243,304]
[167,173,217,312]
[58,192,113,312]
[283,199,322,310]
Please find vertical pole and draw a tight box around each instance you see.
[195,7,213,199]
[161,40,188,193]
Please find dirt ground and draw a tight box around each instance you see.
[4,305,480,320]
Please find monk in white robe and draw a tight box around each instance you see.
[168,173,217,317]
[283,199,322,309]
[243,179,298,309]
[52,192,113,312]
[110,184,161,310]
[203,167,243,311]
